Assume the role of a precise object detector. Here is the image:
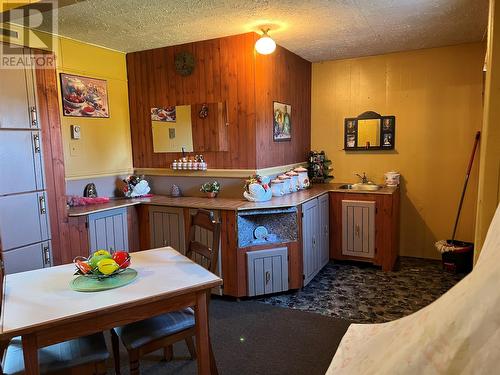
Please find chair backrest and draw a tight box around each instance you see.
[185,210,221,275]
[0,236,4,311]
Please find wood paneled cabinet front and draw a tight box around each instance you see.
[148,206,186,254]
[302,194,330,286]
[330,190,400,271]
[88,208,129,253]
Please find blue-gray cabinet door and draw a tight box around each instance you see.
[88,208,128,253]
[247,247,288,297]
[0,130,44,195]
[302,198,319,286]
[3,240,51,274]
[319,194,330,268]
[149,206,185,254]
[0,51,37,130]
[341,200,376,258]
[0,191,50,251]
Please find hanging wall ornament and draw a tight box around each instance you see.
[199,104,209,119]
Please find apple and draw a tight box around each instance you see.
[112,251,130,269]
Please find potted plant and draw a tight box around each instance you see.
[200,181,220,198]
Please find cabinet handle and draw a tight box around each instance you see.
[43,245,50,265]
[39,194,46,214]
[33,133,41,153]
[265,271,271,285]
[355,224,360,238]
[30,106,38,127]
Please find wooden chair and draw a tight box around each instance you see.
[0,236,110,375]
[111,209,221,375]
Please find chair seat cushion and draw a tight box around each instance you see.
[3,332,109,375]
[114,308,195,350]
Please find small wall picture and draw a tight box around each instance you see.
[383,133,393,146]
[383,118,392,131]
[273,101,292,141]
[346,120,356,133]
[346,134,356,148]
[151,107,176,122]
[60,73,109,118]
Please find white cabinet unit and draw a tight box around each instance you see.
[3,241,51,274]
[149,206,185,254]
[302,194,330,286]
[88,208,128,253]
[341,200,376,258]
[247,247,288,297]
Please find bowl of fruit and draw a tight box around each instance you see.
[74,250,131,280]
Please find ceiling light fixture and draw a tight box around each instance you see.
[255,28,276,55]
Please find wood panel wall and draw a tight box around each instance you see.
[255,45,312,169]
[126,32,312,170]
[127,33,257,169]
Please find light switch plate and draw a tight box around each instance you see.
[169,128,175,139]
[70,125,81,139]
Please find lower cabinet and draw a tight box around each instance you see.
[3,240,51,274]
[88,208,128,253]
[302,194,330,286]
[247,247,288,297]
[341,200,376,258]
[149,206,185,254]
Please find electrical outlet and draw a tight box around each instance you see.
[69,142,81,156]
[169,128,175,139]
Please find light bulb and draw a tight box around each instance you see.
[255,31,276,55]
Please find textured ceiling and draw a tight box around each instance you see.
[29,0,489,61]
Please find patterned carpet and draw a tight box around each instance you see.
[259,257,465,323]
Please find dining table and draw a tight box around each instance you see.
[0,247,223,375]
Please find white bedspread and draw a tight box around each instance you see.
[327,204,500,375]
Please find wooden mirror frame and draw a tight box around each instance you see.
[344,111,396,151]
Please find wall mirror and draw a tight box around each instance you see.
[151,102,228,153]
[344,111,395,151]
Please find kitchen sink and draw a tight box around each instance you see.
[338,183,381,191]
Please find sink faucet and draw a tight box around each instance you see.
[355,172,369,184]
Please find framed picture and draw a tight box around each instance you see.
[344,111,396,151]
[273,101,291,141]
[151,106,176,122]
[60,73,110,118]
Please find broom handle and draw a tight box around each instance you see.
[451,131,481,241]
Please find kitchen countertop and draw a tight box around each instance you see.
[67,183,398,217]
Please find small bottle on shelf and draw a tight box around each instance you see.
[172,160,178,170]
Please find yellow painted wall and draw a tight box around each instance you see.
[475,0,500,261]
[56,37,133,179]
[312,43,484,259]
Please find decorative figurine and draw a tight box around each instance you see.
[170,184,182,197]
[83,183,98,198]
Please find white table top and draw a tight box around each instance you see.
[0,247,222,335]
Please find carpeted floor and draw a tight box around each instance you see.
[106,299,350,374]
[259,256,465,323]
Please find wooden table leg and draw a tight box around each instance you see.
[195,291,211,375]
[22,334,39,375]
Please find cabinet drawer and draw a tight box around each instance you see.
[247,247,288,297]
[3,240,51,274]
[342,200,375,258]
[0,191,50,250]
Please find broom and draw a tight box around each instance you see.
[435,131,481,253]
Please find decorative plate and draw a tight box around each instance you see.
[254,225,268,240]
[70,268,138,292]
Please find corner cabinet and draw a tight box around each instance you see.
[148,206,185,254]
[302,193,329,286]
[330,189,400,271]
